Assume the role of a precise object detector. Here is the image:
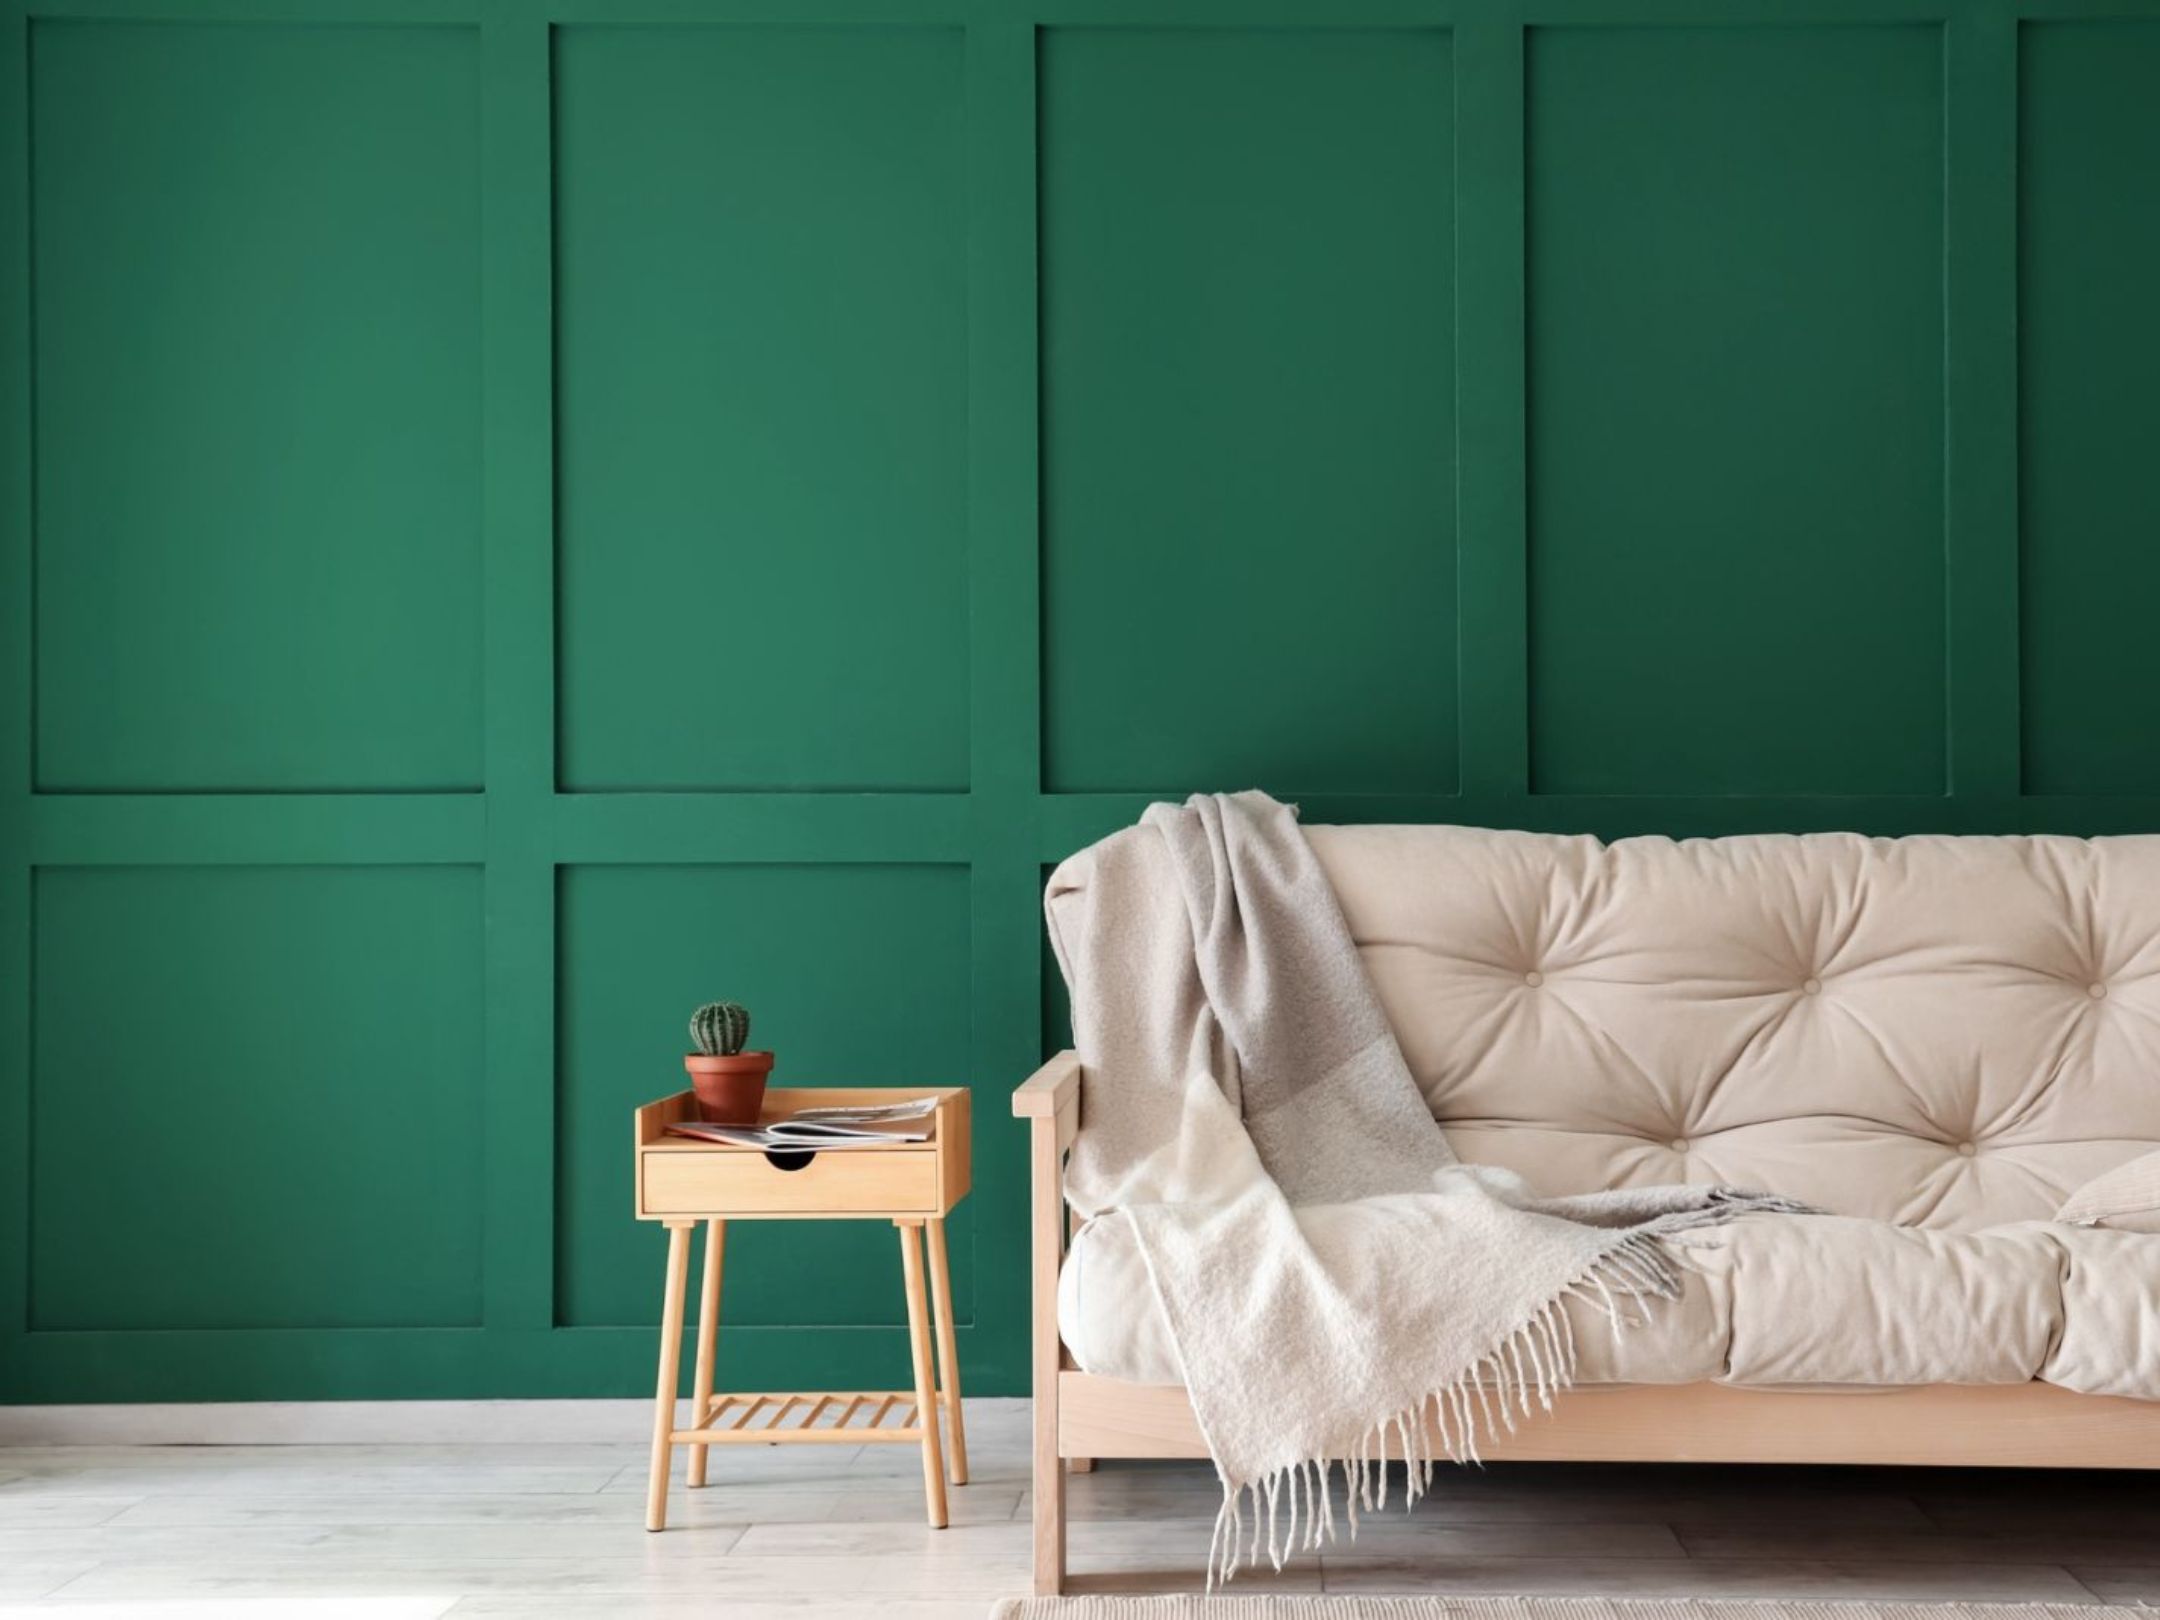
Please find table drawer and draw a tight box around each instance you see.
[641,1148,940,1217]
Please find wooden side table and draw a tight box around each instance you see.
[632,1086,971,1532]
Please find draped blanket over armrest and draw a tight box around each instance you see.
[1045,792,1807,1585]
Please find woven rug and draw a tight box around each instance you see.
[991,1603,2151,1620]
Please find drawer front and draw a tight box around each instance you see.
[642,1148,940,1216]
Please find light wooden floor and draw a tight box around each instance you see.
[3,1398,2160,1617]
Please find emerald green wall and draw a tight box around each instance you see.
[2,0,2157,1404]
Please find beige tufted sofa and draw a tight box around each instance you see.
[1013,825,2160,1594]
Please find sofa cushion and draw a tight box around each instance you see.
[1672,1215,2063,1386]
[2057,1148,2160,1233]
[2043,1226,2160,1398]
[1061,1210,2111,1394]
[1058,1207,1727,1389]
[1303,825,2160,1232]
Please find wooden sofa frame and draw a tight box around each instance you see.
[1015,1050,2160,1596]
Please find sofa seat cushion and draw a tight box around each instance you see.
[1061,1210,2111,1394]
[1671,1214,2064,1387]
[2043,1226,2160,1398]
[1057,1208,1727,1388]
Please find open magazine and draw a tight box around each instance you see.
[665,1094,938,1150]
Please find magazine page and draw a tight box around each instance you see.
[664,1094,939,1150]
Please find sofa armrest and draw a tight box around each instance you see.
[1012,1049,1081,1151]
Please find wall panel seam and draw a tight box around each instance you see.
[1454,18,1528,801]
[1943,10,2021,798]
[1,0,36,1376]
[481,13,559,1334]
[965,17,1041,1362]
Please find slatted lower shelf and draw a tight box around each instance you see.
[671,1390,926,1446]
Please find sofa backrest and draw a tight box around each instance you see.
[1305,824,2160,1231]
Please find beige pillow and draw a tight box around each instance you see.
[2057,1150,2160,1234]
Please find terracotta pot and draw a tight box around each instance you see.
[683,1051,774,1125]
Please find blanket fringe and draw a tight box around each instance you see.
[1205,1228,1681,1591]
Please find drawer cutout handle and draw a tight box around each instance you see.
[764,1148,817,1173]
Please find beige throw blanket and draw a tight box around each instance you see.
[1046,793,1805,1585]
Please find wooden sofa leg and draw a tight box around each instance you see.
[1034,1373,1066,1594]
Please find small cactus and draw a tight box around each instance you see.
[690,1001,751,1057]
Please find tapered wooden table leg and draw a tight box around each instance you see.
[645,1220,693,1531]
[924,1216,969,1486]
[897,1219,949,1528]
[686,1218,726,1489]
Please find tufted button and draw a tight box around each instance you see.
[1523,970,1544,988]
[1801,977,1822,996]
[1670,1137,1690,1153]
[1956,1141,1977,1157]
[2089,982,2108,1000]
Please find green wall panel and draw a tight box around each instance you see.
[1525,26,1945,797]
[1039,28,1457,796]
[31,865,483,1330]
[2018,21,2160,797]
[555,863,971,1330]
[554,27,969,793]
[29,23,482,793]
[4,1,2158,1406]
